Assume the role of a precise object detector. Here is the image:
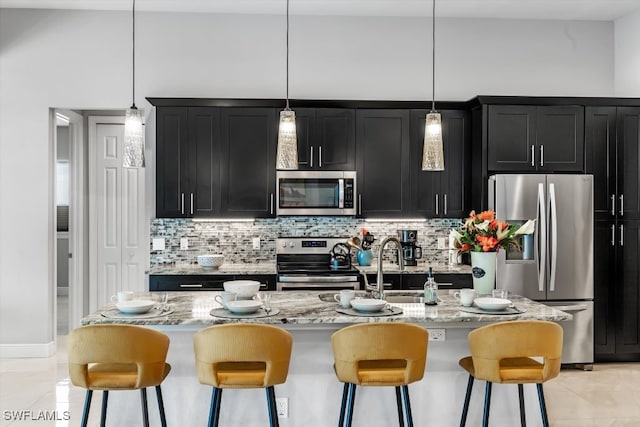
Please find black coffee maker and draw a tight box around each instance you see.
[398,230,422,266]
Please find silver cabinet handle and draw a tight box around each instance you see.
[620,224,624,246]
[270,193,274,215]
[611,194,616,216]
[620,194,624,216]
[181,193,185,215]
[443,194,447,216]
[611,224,615,246]
[179,284,203,288]
[540,145,544,167]
[190,193,194,215]
[310,146,314,168]
[358,194,362,215]
[435,194,439,215]
[319,146,322,168]
[531,145,535,167]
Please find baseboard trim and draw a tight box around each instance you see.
[0,341,56,358]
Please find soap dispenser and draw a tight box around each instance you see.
[424,267,438,305]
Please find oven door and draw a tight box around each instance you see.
[276,170,356,216]
[276,275,360,291]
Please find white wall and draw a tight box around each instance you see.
[615,8,640,97]
[0,8,616,352]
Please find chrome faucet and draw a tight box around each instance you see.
[365,236,404,299]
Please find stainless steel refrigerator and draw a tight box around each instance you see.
[489,174,594,367]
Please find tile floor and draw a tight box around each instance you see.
[1,336,639,426]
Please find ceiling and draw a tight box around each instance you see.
[2,0,640,21]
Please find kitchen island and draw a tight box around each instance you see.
[79,291,571,426]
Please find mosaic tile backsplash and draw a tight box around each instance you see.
[150,217,462,266]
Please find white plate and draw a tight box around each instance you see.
[115,300,155,314]
[226,300,262,315]
[223,280,261,298]
[350,298,387,313]
[474,297,512,311]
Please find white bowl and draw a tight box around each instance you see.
[350,298,387,313]
[197,254,224,268]
[474,297,512,311]
[115,300,155,314]
[223,280,261,298]
[226,300,262,315]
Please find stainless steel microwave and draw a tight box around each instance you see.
[276,171,357,216]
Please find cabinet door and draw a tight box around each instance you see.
[536,106,584,172]
[156,108,189,217]
[188,107,220,217]
[316,108,355,170]
[617,107,640,220]
[220,108,277,217]
[293,108,315,170]
[585,107,617,221]
[616,220,640,354]
[594,221,616,358]
[410,109,468,218]
[487,105,537,171]
[356,110,410,217]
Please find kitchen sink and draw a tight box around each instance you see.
[384,295,424,304]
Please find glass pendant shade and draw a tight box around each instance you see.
[123,107,145,168]
[276,109,298,169]
[422,112,444,170]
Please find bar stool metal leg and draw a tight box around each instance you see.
[395,387,405,427]
[80,390,93,427]
[266,386,280,427]
[518,384,527,427]
[208,387,223,427]
[536,384,550,427]
[460,375,474,427]
[339,383,350,426]
[140,388,150,427]
[482,382,492,427]
[155,386,167,427]
[100,390,108,427]
[401,385,413,427]
[345,384,357,427]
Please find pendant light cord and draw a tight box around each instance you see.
[285,0,290,110]
[131,0,137,109]
[431,0,436,113]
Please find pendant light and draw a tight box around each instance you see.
[276,0,298,170]
[422,0,444,171]
[123,0,145,168]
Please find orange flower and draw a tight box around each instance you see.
[476,235,499,252]
[477,210,495,221]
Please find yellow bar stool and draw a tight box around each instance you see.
[331,323,429,427]
[67,324,172,427]
[458,320,563,427]
[193,324,293,427]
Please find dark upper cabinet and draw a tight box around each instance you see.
[220,108,277,217]
[156,106,276,218]
[295,108,355,170]
[156,107,219,218]
[618,108,640,220]
[356,110,411,217]
[487,105,584,172]
[410,109,469,218]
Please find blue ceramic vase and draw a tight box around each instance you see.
[357,249,373,266]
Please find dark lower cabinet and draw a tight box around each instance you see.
[356,110,411,217]
[401,273,472,290]
[149,274,276,291]
[410,109,469,218]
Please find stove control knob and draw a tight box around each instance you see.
[289,241,295,248]
[280,241,288,248]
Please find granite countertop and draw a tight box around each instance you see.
[355,263,471,275]
[81,290,571,328]
[148,263,277,275]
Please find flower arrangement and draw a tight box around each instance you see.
[361,229,375,250]
[450,210,535,253]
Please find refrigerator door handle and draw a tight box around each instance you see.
[549,183,558,292]
[537,183,546,293]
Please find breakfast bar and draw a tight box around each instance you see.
[80,291,571,426]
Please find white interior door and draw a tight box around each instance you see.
[89,116,146,312]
